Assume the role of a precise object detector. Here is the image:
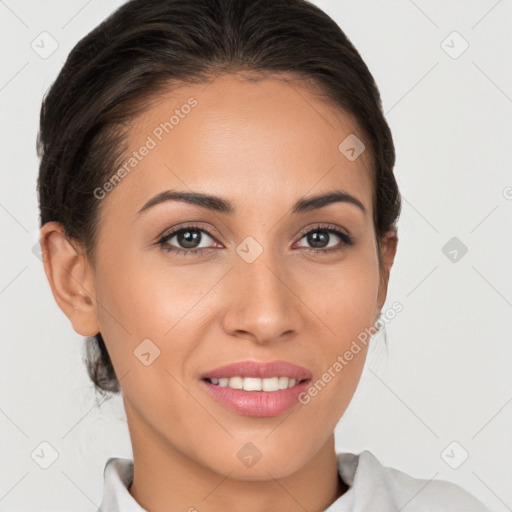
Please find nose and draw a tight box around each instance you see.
[221,250,305,345]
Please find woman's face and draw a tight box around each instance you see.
[59,73,396,479]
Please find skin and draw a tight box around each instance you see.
[41,72,397,512]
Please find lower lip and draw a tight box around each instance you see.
[200,379,312,417]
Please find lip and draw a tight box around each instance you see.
[200,360,313,381]
[199,360,313,418]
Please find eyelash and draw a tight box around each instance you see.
[156,224,355,256]
[155,222,355,257]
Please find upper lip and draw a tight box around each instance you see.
[200,360,313,381]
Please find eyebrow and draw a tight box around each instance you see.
[137,189,366,216]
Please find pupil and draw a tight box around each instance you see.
[308,230,328,248]
[179,229,201,248]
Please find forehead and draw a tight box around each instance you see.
[103,72,374,218]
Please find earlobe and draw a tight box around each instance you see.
[39,222,100,337]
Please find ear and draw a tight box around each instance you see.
[375,229,398,316]
[39,222,100,337]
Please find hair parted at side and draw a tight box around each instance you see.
[37,0,401,396]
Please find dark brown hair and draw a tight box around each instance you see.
[37,0,401,396]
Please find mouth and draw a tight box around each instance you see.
[199,360,313,417]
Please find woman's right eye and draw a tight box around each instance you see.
[156,225,219,256]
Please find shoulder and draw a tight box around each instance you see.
[336,450,490,511]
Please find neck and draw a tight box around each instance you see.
[124,400,348,512]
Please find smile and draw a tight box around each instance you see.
[199,360,313,417]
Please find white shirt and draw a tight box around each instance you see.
[98,450,490,511]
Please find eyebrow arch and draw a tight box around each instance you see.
[136,189,366,216]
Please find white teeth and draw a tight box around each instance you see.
[243,377,262,391]
[209,376,300,391]
[262,377,279,391]
[278,376,289,389]
[229,376,244,389]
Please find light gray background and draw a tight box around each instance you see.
[1,0,511,510]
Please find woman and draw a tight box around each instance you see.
[36,0,490,510]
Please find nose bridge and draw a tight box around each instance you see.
[222,241,302,342]
[239,247,285,301]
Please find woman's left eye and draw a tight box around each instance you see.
[156,223,354,256]
[294,226,354,253]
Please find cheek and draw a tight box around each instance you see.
[92,257,203,424]
[327,264,379,334]
[297,249,379,417]
[303,248,380,339]
[92,249,220,381]
[94,247,201,335]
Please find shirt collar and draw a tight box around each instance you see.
[97,451,401,512]
[98,456,147,512]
